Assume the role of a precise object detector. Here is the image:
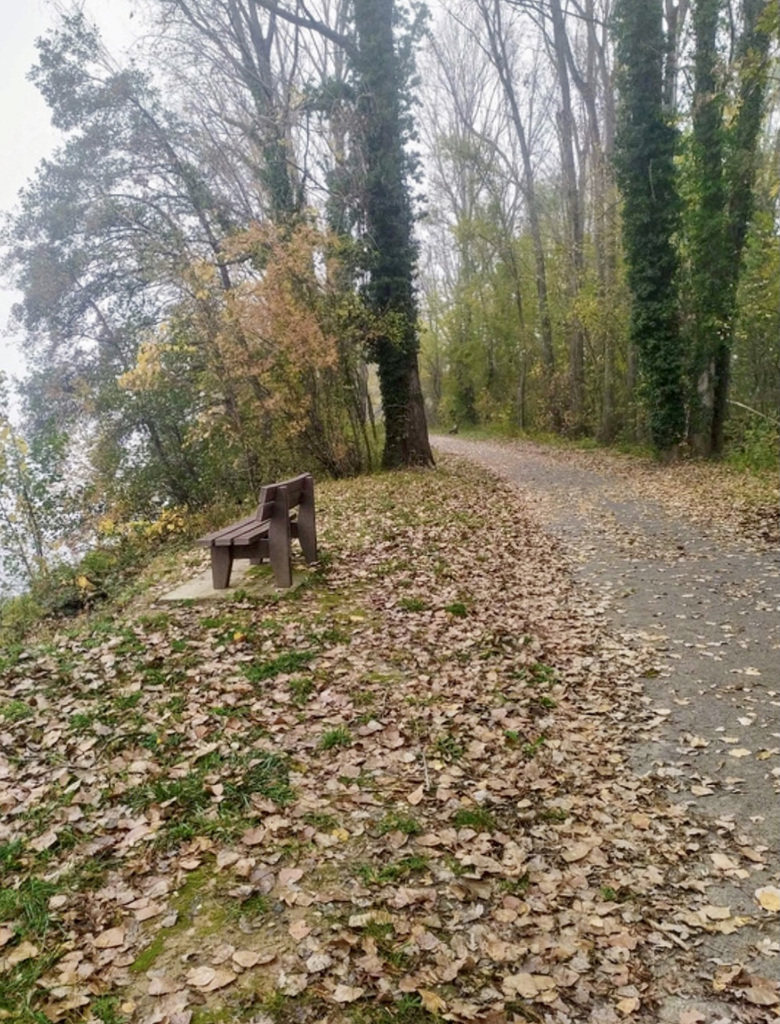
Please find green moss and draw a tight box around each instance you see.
[130,931,166,974]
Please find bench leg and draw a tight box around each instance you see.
[298,476,318,564]
[269,488,292,588]
[211,547,232,590]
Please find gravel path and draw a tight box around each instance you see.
[433,435,780,982]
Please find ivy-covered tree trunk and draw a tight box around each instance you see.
[352,0,433,468]
[614,0,685,453]
[688,0,727,454]
[714,0,772,455]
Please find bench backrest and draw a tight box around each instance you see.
[255,473,312,521]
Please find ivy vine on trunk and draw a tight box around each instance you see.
[614,0,685,453]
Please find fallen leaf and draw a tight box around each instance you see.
[755,886,780,913]
[305,953,332,973]
[185,966,216,988]
[702,904,731,920]
[418,989,447,1013]
[616,996,640,1015]
[202,968,236,992]
[728,748,751,758]
[6,940,39,966]
[241,827,267,846]
[277,867,303,887]
[148,976,181,996]
[743,976,779,1006]
[407,784,424,806]
[710,853,738,871]
[332,984,365,1003]
[29,830,58,853]
[288,920,311,940]
[93,927,125,949]
[503,973,538,998]
[232,950,263,969]
[561,841,591,863]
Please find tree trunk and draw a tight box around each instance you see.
[711,0,770,455]
[614,0,685,452]
[688,0,770,456]
[352,0,433,467]
[479,0,555,380]
[549,0,586,431]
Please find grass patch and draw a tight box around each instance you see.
[444,601,468,617]
[125,750,294,835]
[92,995,129,1024]
[357,855,429,887]
[376,812,422,836]
[350,994,437,1022]
[0,839,24,872]
[289,676,315,704]
[1,700,33,723]
[243,650,314,683]
[0,876,59,938]
[397,597,427,612]
[434,734,464,762]
[319,726,352,751]
[453,807,495,831]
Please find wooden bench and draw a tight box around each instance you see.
[197,474,317,589]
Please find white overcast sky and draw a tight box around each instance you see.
[0,0,140,384]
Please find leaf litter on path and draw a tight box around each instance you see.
[0,459,778,1022]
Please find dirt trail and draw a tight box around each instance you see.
[434,435,779,973]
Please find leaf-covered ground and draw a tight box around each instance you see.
[1,460,777,1024]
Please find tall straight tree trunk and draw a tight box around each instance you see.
[689,0,726,454]
[614,0,685,453]
[352,0,433,468]
[689,0,770,455]
[478,0,555,382]
[710,0,770,455]
[549,0,586,431]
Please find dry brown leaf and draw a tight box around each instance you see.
[755,886,780,913]
[185,966,216,988]
[743,975,780,1007]
[6,940,39,966]
[147,975,181,996]
[702,904,731,920]
[277,867,303,887]
[232,949,263,969]
[332,984,365,1003]
[288,919,311,940]
[93,927,125,949]
[561,841,591,863]
[616,996,640,1015]
[241,827,267,846]
[305,953,332,973]
[29,830,58,852]
[710,853,738,871]
[502,973,539,999]
[418,989,447,1013]
[201,968,236,992]
[407,784,425,806]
